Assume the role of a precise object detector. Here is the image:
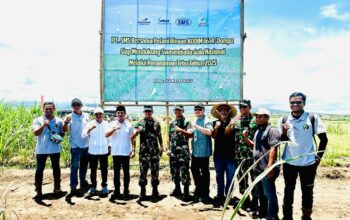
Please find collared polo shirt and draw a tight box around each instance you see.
[68,112,90,148]
[82,120,110,155]
[109,120,133,156]
[278,112,326,166]
[191,116,213,157]
[32,116,63,154]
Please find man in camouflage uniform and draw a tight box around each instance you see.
[227,99,258,213]
[167,104,193,201]
[132,105,163,201]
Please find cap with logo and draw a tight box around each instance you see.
[71,98,82,107]
[239,99,251,107]
[174,104,184,111]
[144,105,153,111]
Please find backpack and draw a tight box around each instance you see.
[281,113,317,146]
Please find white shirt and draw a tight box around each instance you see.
[82,120,110,155]
[109,120,134,156]
[278,112,326,166]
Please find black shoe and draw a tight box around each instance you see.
[139,186,146,201]
[70,187,79,196]
[249,211,259,219]
[123,190,130,200]
[200,195,212,204]
[213,195,225,206]
[152,187,160,200]
[170,184,182,197]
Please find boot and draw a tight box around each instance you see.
[139,186,146,201]
[282,205,293,220]
[182,185,190,202]
[53,179,62,194]
[170,182,182,197]
[152,186,160,200]
[301,208,312,220]
[34,183,42,198]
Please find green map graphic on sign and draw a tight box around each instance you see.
[103,0,242,102]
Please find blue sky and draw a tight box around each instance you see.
[0,0,349,114]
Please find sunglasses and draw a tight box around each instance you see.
[72,103,81,107]
[94,113,103,116]
[194,108,203,111]
[290,101,303,105]
[144,110,152,113]
[239,105,248,109]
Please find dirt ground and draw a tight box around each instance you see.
[1,166,350,220]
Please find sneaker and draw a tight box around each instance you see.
[89,187,97,195]
[101,187,109,195]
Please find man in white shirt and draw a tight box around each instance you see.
[105,105,135,200]
[82,107,110,197]
[278,92,328,220]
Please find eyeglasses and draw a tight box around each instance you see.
[194,108,203,111]
[239,105,248,109]
[290,101,303,105]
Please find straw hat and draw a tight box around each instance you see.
[211,103,237,119]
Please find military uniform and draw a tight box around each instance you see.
[135,117,162,187]
[233,114,257,194]
[169,116,192,186]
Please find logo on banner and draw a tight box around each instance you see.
[175,18,192,26]
[138,18,151,25]
[157,17,170,25]
[198,18,208,27]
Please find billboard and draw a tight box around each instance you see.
[102,0,242,102]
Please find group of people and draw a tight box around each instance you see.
[32,92,328,220]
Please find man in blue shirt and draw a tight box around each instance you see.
[191,103,213,203]
[63,98,90,195]
[32,102,64,199]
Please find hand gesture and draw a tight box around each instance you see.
[90,124,97,130]
[215,121,221,129]
[64,115,71,124]
[114,123,122,131]
[166,148,171,156]
[229,118,236,126]
[174,125,181,132]
[137,125,143,133]
[242,129,249,138]
[44,119,50,126]
[282,123,290,134]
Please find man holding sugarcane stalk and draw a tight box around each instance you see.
[243,108,281,220]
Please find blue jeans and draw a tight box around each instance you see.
[258,176,279,219]
[214,156,235,197]
[70,147,89,189]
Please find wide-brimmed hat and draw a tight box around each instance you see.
[211,103,237,119]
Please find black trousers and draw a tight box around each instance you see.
[113,155,130,193]
[191,156,210,197]
[89,153,108,188]
[35,153,61,186]
[283,163,317,210]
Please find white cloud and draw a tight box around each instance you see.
[320,4,350,21]
[0,0,102,104]
[245,26,350,114]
